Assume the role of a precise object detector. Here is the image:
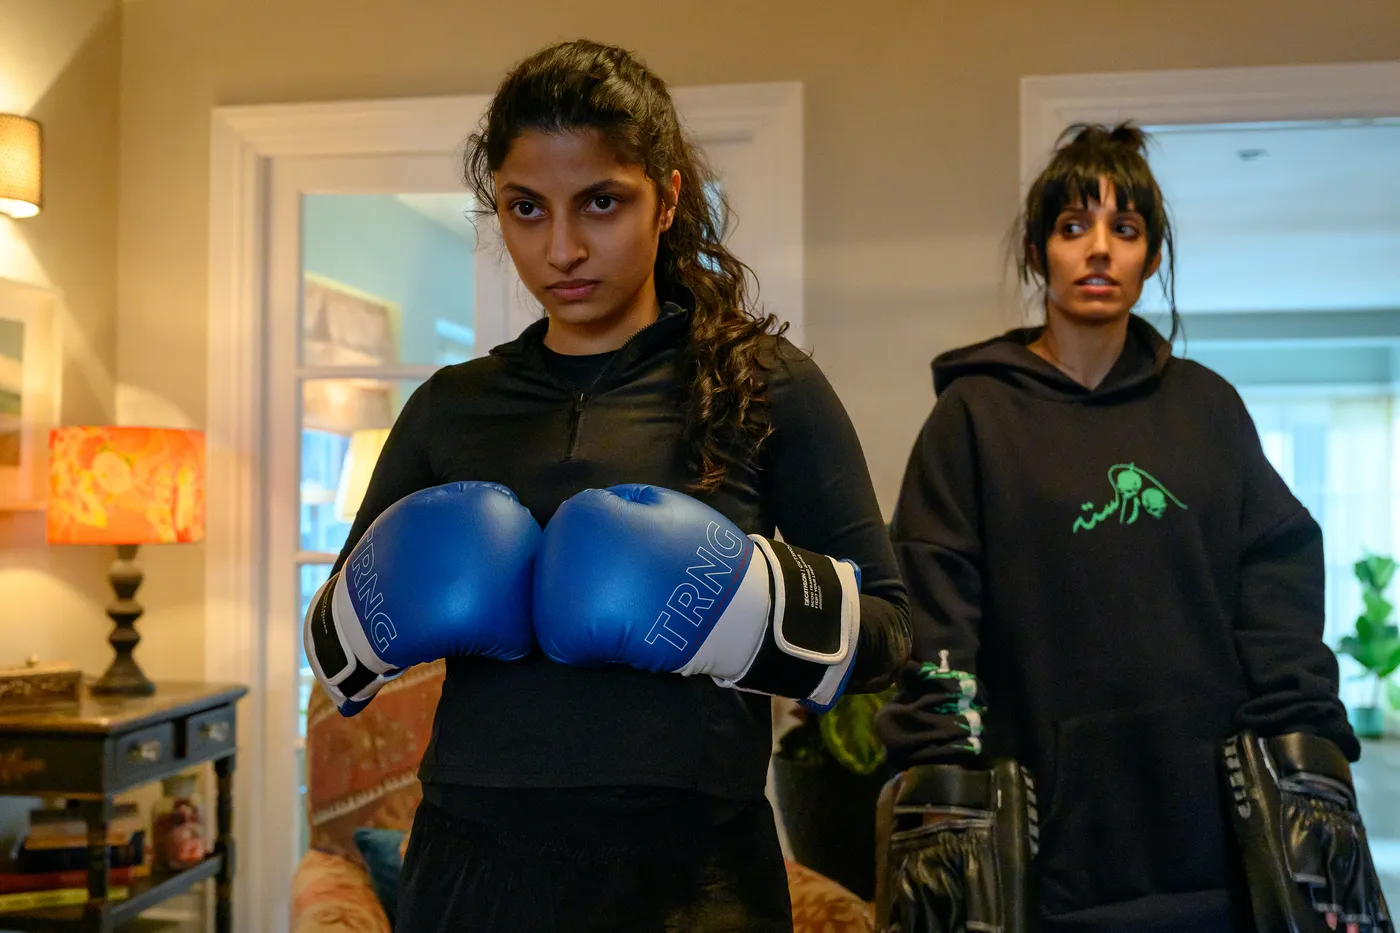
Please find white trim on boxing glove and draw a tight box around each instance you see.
[673,538,773,681]
[678,533,860,708]
[303,571,402,715]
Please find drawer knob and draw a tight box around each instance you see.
[129,740,161,763]
[201,721,230,743]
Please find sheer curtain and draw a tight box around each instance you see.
[1242,391,1399,710]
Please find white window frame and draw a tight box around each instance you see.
[205,83,802,933]
[1020,60,1400,189]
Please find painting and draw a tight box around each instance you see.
[302,273,400,368]
[0,278,61,508]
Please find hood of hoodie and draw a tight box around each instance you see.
[932,314,1171,403]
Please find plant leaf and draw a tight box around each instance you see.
[1355,557,1374,589]
[1340,635,1370,667]
[819,687,895,776]
[1356,555,1398,591]
[1378,639,1400,679]
[1372,556,1398,591]
[1355,616,1377,642]
[1389,678,1400,712]
[1364,591,1394,625]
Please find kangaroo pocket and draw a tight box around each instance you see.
[1036,695,1241,919]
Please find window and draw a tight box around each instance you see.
[294,193,476,857]
[1242,391,1399,709]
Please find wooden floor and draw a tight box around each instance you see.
[1353,736,1400,903]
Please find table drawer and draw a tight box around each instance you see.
[185,705,235,761]
[112,722,175,787]
[0,736,106,796]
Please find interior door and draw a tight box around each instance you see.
[260,129,786,931]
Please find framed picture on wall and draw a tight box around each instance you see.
[302,273,401,367]
[0,278,62,509]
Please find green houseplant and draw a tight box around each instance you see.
[771,686,896,901]
[1339,554,1400,738]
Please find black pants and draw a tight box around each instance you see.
[395,790,793,933]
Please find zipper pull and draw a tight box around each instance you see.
[565,391,587,461]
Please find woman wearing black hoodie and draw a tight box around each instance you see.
[875,124,1373,933]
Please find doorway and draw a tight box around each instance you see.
[207,82,804,933]
[1022,60,1400,899]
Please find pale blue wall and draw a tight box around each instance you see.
[302,194,475,365]
[1176,311,1400,387]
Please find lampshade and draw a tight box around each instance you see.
[0,115,42,220]
[46,426,206,546]
[334,427,389,523]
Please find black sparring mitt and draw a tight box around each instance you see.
[875,758,1039,933]
[1221,730,1392,932]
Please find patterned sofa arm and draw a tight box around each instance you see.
[291,849,391,933]
[786,859,874,933]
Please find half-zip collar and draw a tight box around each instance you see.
[490,302,692,396]
[490,302,692,460]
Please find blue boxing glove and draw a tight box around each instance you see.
[304,481,541,716]
[534,484,862,711]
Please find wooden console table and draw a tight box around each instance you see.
[0,682,247,932]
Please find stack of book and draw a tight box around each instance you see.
[0,803,148,913]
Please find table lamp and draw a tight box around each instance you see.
[45,426,206,696]
[333,427,389,523]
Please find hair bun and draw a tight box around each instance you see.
[1107,122,1147,152]
[1058,121,1150,156]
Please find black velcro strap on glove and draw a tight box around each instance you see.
[875,759,1038,933]
[1221,730,1393,932]
[306,574,381,700]
[732,538,859,705]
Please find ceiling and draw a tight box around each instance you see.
[393,193,478,241]
[1139,119,1400,314]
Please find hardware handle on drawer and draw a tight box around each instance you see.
[202,721,230,742]
[129,740,161,762]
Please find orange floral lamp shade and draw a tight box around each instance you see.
[46,427,206,545]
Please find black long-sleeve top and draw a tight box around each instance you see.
[330,303,910,802]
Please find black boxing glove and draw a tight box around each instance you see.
[875,758,1038,933]
[1221,730,1392,932]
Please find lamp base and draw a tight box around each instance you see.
[91,544,155,698]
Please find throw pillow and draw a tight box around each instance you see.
[352,827,406,924]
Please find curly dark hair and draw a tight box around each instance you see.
[463,39,787,494]
[1016,121,1180,344]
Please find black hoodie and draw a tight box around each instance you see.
[876,315,1358,933]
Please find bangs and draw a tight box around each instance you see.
[1034,153,1162,231]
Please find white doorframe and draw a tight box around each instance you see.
[1020,60,1400,189]
[205,83,802,933]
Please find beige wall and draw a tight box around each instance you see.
[85,0,1400,672]
[0,0,122,673]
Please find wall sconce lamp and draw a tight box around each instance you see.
[0,115,43,220]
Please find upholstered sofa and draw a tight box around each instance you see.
[290,660,874,932]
